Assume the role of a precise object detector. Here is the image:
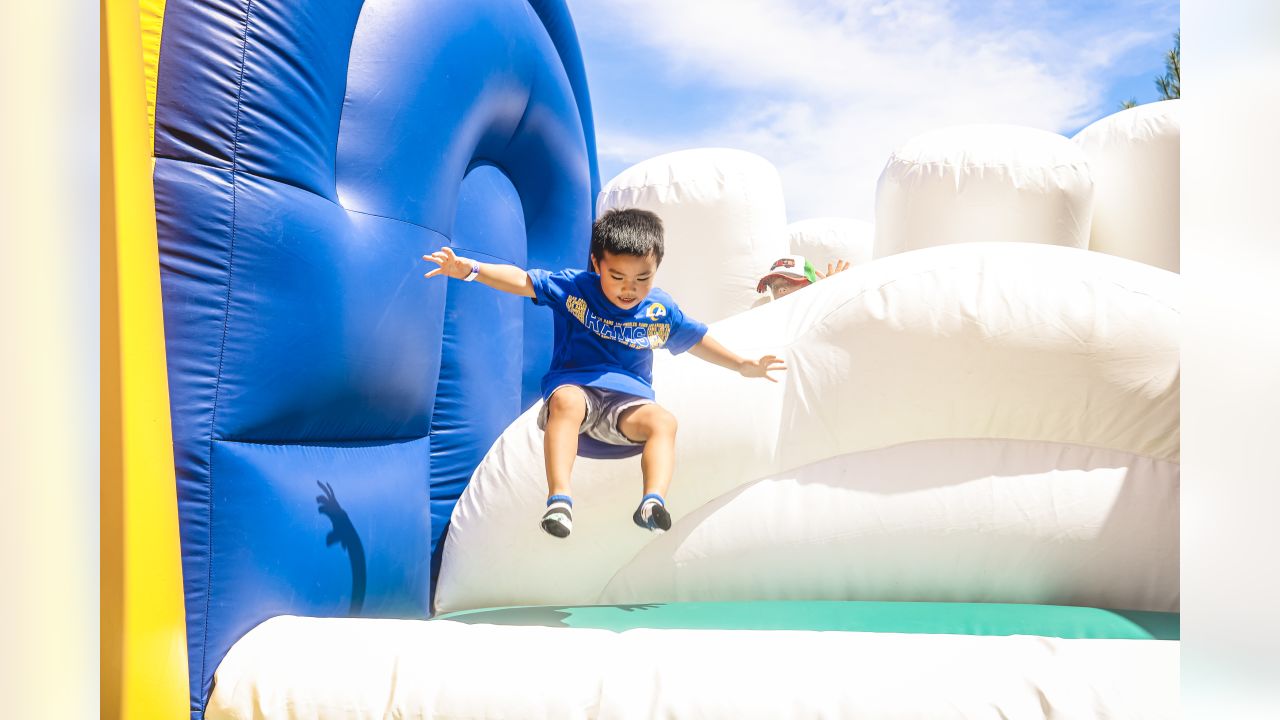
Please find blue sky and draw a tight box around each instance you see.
[570,0,1179,221]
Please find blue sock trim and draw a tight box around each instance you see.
[641,493,665,506]
[548,494,573,507]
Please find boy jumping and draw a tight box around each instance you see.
[423,208,784,539]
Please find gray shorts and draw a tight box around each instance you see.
[537,385,652,447]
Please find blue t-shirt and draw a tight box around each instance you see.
[528,268,708,400]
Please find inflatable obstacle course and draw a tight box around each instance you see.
[103,1,1180,717]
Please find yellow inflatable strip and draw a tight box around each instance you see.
[102,0,188,718]
[140,0,165,148]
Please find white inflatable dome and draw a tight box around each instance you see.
[786,217,874,271]
[597,148,789,323]
[436,242,1179,615]
[1073,100,1181,272]
[874,125,1094,258]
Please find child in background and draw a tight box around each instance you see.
[756,254,851,301]
[423,208,785,538]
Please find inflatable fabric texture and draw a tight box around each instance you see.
[151,0,597,714]
[598,148,790,324]
[787,216,875,270]
[1073,100,1181,272]
[436,242,1179,614]
[874,125,1094,259]
[207,615,1179,719]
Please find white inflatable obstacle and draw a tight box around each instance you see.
[874,125,1095,258]
[208,615,1177,719]
[1073,100,1181,272]
[786,216,875,271]
[209,138,1181,717]
[435,242,1178,614]
[597,148,790,323]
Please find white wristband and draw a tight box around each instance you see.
[462,262,480,282]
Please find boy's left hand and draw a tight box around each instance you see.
[815,259,851,279]
[739,354,786,382]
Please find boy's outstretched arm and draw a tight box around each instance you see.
[688,335,786,383]
[422,246,535,298]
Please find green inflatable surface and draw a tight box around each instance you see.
[436,601,1178,640]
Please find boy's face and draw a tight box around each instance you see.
[592,250,658,311]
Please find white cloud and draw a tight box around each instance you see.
[575,0,1176,219]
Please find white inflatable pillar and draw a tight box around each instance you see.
[786,217,874,273]
[598,149,790,323]
[1073,100,1181,272]
[874,125,1094,258]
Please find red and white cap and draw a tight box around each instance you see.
[756,254,818,293]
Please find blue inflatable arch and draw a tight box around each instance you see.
[152,0,598,714]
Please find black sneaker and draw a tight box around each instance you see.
[632,497,671,533]
[541,501,573,538]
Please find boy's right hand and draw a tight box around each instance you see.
[422,247,476,280]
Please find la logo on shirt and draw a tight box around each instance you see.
[566,295,671,350]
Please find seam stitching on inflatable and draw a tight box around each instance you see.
[153,151,338,203]
[784,436,1182,469]
[599,178,742,194]
[886,157,1090,170]
[153,156,456,241]
[447,247,518,266]
[344,206,449,239]
[200,0,255,704]
[784,264,1178,352]
[216,437,428,447]
[152,152,233,172]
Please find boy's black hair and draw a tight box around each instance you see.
[590,208,664,266]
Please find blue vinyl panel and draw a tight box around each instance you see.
[428,166,530,589]
[197,438,433,706]
[153,2,597,715]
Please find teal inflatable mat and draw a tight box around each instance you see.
[436,601,1178,640]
